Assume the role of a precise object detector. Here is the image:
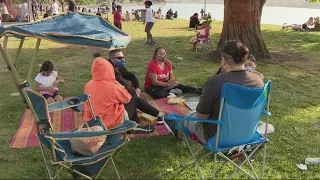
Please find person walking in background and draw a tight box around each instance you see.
[138,1,155,45]
[200,9,204,20]
[31,0,38,21]
[113,5,124,30]
[51,0,59,15]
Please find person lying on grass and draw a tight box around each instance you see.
[34,61,65,104]
[164,40,264,144]
[95,49,165,128]
[144,47,202,99]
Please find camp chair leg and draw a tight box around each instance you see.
[59,163,92,180]
[27,38,41,82]
[212,153,217,180]
[217,152,255,179]
[243,152,259,179]
[39,143,53,179]
[262,143,267,177]
[183,134,204,180]
[180,151,212,173]
[94,156,112,179]
[180,147,202,168]
[111,157,121,180]
[227,144,262,179]
[53,165,63,179]
[14,37,25,64]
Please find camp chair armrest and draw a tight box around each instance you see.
[165,114,222,125]
[263,109,271,116]
[45,120,137,140]
[48,93,89,112]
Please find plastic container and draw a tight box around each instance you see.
[305,158,320,164]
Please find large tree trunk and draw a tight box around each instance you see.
[217,0,271,58]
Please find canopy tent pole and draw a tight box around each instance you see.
[26,38,41,83]
[0,43,42,122]
[27,0,31,22]
[14,37,25,64]
[0,43,23,100]
[3,35,9,50]
[204,0,207,17]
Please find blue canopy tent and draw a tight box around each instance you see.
[0,12,131,98]
[0,13,134,179]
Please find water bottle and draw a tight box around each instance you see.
[305,158,320,164]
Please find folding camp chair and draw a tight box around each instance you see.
[24,88,137,179]
[165,81,272,179]
[196,37,211,52]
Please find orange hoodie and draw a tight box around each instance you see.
[83,57,132,129]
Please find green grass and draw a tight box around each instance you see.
[0,19,320,179]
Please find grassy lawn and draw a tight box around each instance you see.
[0,18,320,179]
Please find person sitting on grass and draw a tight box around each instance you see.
[164,40,264,144]
[83,57,132,130]
[245,55,264,80]
[190,21,210,51]
[173,11,178,18]
[144,47,202,99]
[34,61,65,104]
[166,9,173,20]
[189,13,200,29]
[95,49,165,127]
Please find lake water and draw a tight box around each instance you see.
[91,3,320,25]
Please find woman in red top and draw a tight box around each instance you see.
[145,47,202,99]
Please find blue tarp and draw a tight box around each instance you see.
[0,13,131,49]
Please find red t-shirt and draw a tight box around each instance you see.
[144,59,172,89]
[114,11,123,24]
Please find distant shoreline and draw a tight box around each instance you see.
[80,2,320,10]
[165,1,320,9]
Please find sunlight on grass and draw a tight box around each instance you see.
[0,19,319,179]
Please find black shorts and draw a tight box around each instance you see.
[145,22,154,32]
[43,91,61,99]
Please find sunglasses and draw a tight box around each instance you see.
[112,56,125,60]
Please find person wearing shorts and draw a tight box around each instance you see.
[141,1,155,45]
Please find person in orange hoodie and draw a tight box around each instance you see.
[83,57,131,129]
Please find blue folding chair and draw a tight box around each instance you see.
[23,88,137,179]
[165,81,272,179]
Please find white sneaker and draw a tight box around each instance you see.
[157,116,164,125]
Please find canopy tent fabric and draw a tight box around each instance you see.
[0,13,131,49]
